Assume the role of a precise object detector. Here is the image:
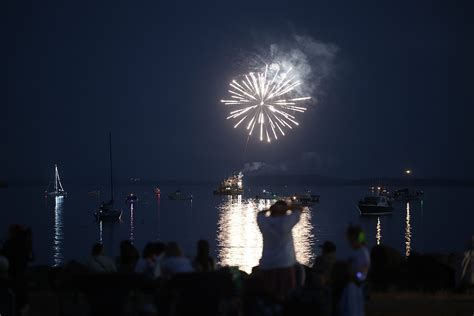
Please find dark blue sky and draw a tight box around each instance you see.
[5,0,474,183]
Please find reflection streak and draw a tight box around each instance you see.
[130,203,135,242]
[405,202,412,257]
[53,196,64,267]
[376,217,382,245]
[217,196,314,273]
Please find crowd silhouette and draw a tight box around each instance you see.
[0,200,470,316]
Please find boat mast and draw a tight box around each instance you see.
[54,164,58,192]
[55,164,65,192]
[109,132,114,203]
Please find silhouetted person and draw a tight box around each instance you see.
[161,242,193,277]
[87,243,116,273]
[313,241,337,286]
[193,239,215,272]
[1,224,33,278]
[256,200,303,300]
[1,225,32,314]
[116,240,139,273]
[135,241,166,279]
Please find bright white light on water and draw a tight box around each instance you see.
[216,196,314,273]
[221,64,311,142]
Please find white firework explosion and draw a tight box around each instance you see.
[221,63,311,142]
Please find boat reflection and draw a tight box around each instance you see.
[99,220,103,244]
[405,202,412,257]
[217,196,314,274]
[130,203,135,242]
[376,217,382,245]
[53,196,64,267]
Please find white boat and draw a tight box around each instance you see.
[213,172,244,195]
[358,196,393,215]
[94,133,122,222]
[46,164,67,197]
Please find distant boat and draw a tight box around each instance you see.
[255,189,279,200]
[126,193,138,203]
[358,196,393,216]
[46,164,67,197]
[168,190,193,201]
[213,172,244,195]
[370,186,392,199]
[94,133,122,222]
[155,187,161,196]
[88,190,101,196]
[291,191,320,206]
[393,188,423,201]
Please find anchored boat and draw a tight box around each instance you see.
[46,164,67,197]
[94,133,122,222]
[214,172,244,195]
[358,196,393,216]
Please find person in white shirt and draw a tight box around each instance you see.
[87,243,117,273]
[256,200,303,300]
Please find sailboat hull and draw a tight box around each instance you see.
[49,191,67,197]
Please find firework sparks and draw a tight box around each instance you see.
[221,64,311,142]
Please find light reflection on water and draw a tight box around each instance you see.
[130,203,135,242]
[376,217,382,245]
[405,202,412,257]
[216,196,315,274]
[53,196,64,267]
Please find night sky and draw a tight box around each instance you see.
[5,0,474,183]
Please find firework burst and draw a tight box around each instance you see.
[221,63,311,142]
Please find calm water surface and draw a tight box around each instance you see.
[0,185,472,273]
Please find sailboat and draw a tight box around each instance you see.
[94,133,122,222]
[46,164,67,197]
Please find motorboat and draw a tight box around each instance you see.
[168,190,193,201]
[213,172,244,195]
[393,188,423,201]
[358,196,393,215]
[94,200,122,221]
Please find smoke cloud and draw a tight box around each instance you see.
[248,34,338,102]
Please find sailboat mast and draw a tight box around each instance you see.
[109,132,114,202]
[54,164,58,192]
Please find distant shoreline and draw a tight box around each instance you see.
[4,176,474,187]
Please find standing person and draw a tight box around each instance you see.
[87,243,117,273]
[313,241,337,286]
[339,225,370,316]
[193,239,215,272]
[256,200,303,300]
